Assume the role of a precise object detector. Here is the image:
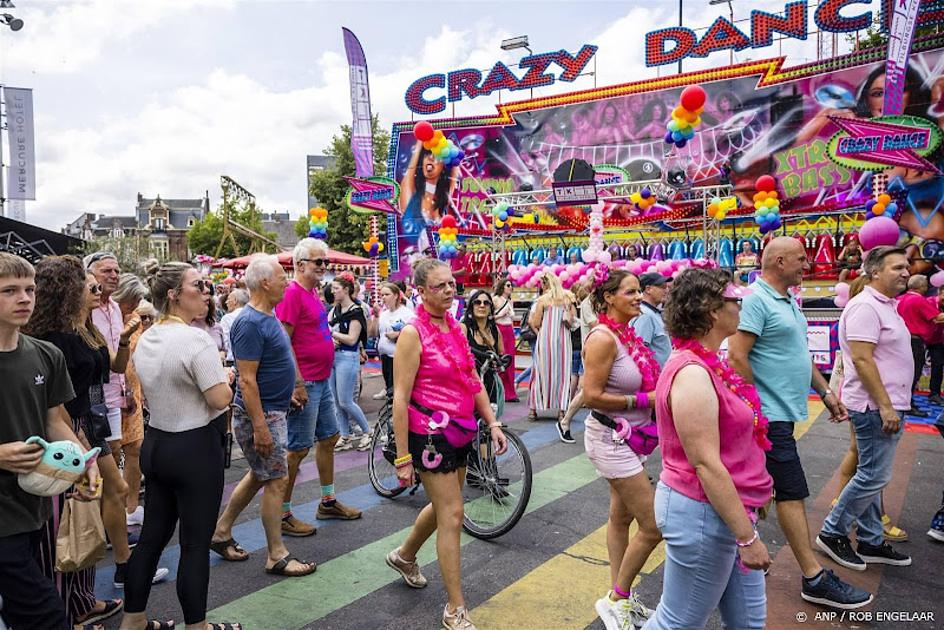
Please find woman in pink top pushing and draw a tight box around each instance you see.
[386,259,507,630]
[581,269,662,630]
[644,268,773,630]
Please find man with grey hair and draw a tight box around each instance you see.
[212,255,316,577]
[275,239,360,538]
[220,288,250,364]
[729,236,870,610]
[817,246,913,571]
[896,274,944,417]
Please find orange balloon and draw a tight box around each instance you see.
[877,193,891,205]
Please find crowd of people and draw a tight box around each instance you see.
[1,231,941,630]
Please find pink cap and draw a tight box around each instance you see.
[723,283,753,299]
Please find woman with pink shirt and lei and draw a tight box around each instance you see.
[643,268,773,630]
[385,259,507,630]
[582,268,663,630]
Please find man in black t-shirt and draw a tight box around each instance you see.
[0,253,98,629]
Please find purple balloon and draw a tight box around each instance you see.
[664,131,674,144]
[676,139,687,148]
[640,188,651,199]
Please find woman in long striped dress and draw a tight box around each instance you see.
[527,273,576,422]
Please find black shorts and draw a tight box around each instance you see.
[765,421,809,502]
[408,431,475,474]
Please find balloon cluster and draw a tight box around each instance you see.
[493,202,514,231]
[630,187,657,213]
[707,196,737,221]
[865,193,897,220]
[753,175,781,234]
[664,85,706,149]
[437,215,459,259]
[308,207,328,239]
[414,122,465,168]
[507,257,715,291]
[362,235,384,258]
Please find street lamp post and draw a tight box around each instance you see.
[501,35,534,100]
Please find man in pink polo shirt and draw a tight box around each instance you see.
[896,275,944,416]
[276,238,362,538]
[817,246,913,571]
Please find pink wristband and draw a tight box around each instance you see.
[635,392,649,409]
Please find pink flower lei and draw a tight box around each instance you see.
[597,313,660,392]
[413,304,481,396]
[672,337,772,451]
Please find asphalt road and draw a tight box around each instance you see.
[92,371,944,630]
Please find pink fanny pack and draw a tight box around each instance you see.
[592,411,660,456]
[409,400,478,448]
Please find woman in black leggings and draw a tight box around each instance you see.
[117,262,238,630]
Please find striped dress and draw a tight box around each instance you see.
[529,303,573,413]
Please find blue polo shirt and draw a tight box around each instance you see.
[737,279,811,422]
[231,305,295,413]
[633,302,671,367]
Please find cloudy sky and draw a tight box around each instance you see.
[0,0,863,231]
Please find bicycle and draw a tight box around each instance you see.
[366,351,533,539]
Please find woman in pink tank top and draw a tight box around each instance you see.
[644,268,773,630]
[387,259,507,630]
[581,269,663,629]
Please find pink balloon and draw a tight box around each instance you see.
[859,216,900,250]
[932,272,944,288]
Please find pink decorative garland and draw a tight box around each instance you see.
[413,304,481,396]
[597,313,660,392]
[672,337,772,451]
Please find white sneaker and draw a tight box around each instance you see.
[126,505,144,526]
[372,391,386,400]
[152,567,170,584]
[595,592,652,630]
[442,604,477,630]
[355,433,372,451]
[334,436,353,452]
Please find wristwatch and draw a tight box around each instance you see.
[819,388,834,400]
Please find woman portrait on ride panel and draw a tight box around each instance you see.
[399,140,459,228]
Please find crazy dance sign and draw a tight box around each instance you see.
[828,115,943,173]
[405,45,597,115]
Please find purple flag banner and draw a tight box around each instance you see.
[342,28,374,178]
[884,0,921,116]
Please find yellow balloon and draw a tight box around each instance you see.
[716,210,726,220]
[377,243,384,252]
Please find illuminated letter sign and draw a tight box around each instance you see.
[404,45,597,115]
[826,115,942,174]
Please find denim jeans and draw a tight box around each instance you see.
[329,350,370,437]
[821,409,903,546]
[643,483,766,630]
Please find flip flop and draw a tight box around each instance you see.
[265,555,316,577]
[76,599,123,625]
[143,622,174,630]
[210,538,249,561]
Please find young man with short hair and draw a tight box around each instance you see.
[0,253,99,629]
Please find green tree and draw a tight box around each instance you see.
[187,197,279,258]
[308,115,390,253]
[294,215,310,239]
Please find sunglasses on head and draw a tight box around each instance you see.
[86,252,116,269]
[300,258,329,267]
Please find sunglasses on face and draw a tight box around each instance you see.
[472,299,491,306]
[140,315,153,323]
[89,284,103,295]
[723,297,743,306]
[300,258,329,267]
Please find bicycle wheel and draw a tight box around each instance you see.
[462,428,532,539]
[367,406,405,498]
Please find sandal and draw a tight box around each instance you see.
[527,411,537,422]
[143,622,174,630]
[210,538,249,561]
[208,624,242,630]
[265,555,316,577]
[76,599,123,625]
[78,624,103,630]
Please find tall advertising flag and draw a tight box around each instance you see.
[342,28,374,178]
[3,87,36,201]
[884,0,921,116]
